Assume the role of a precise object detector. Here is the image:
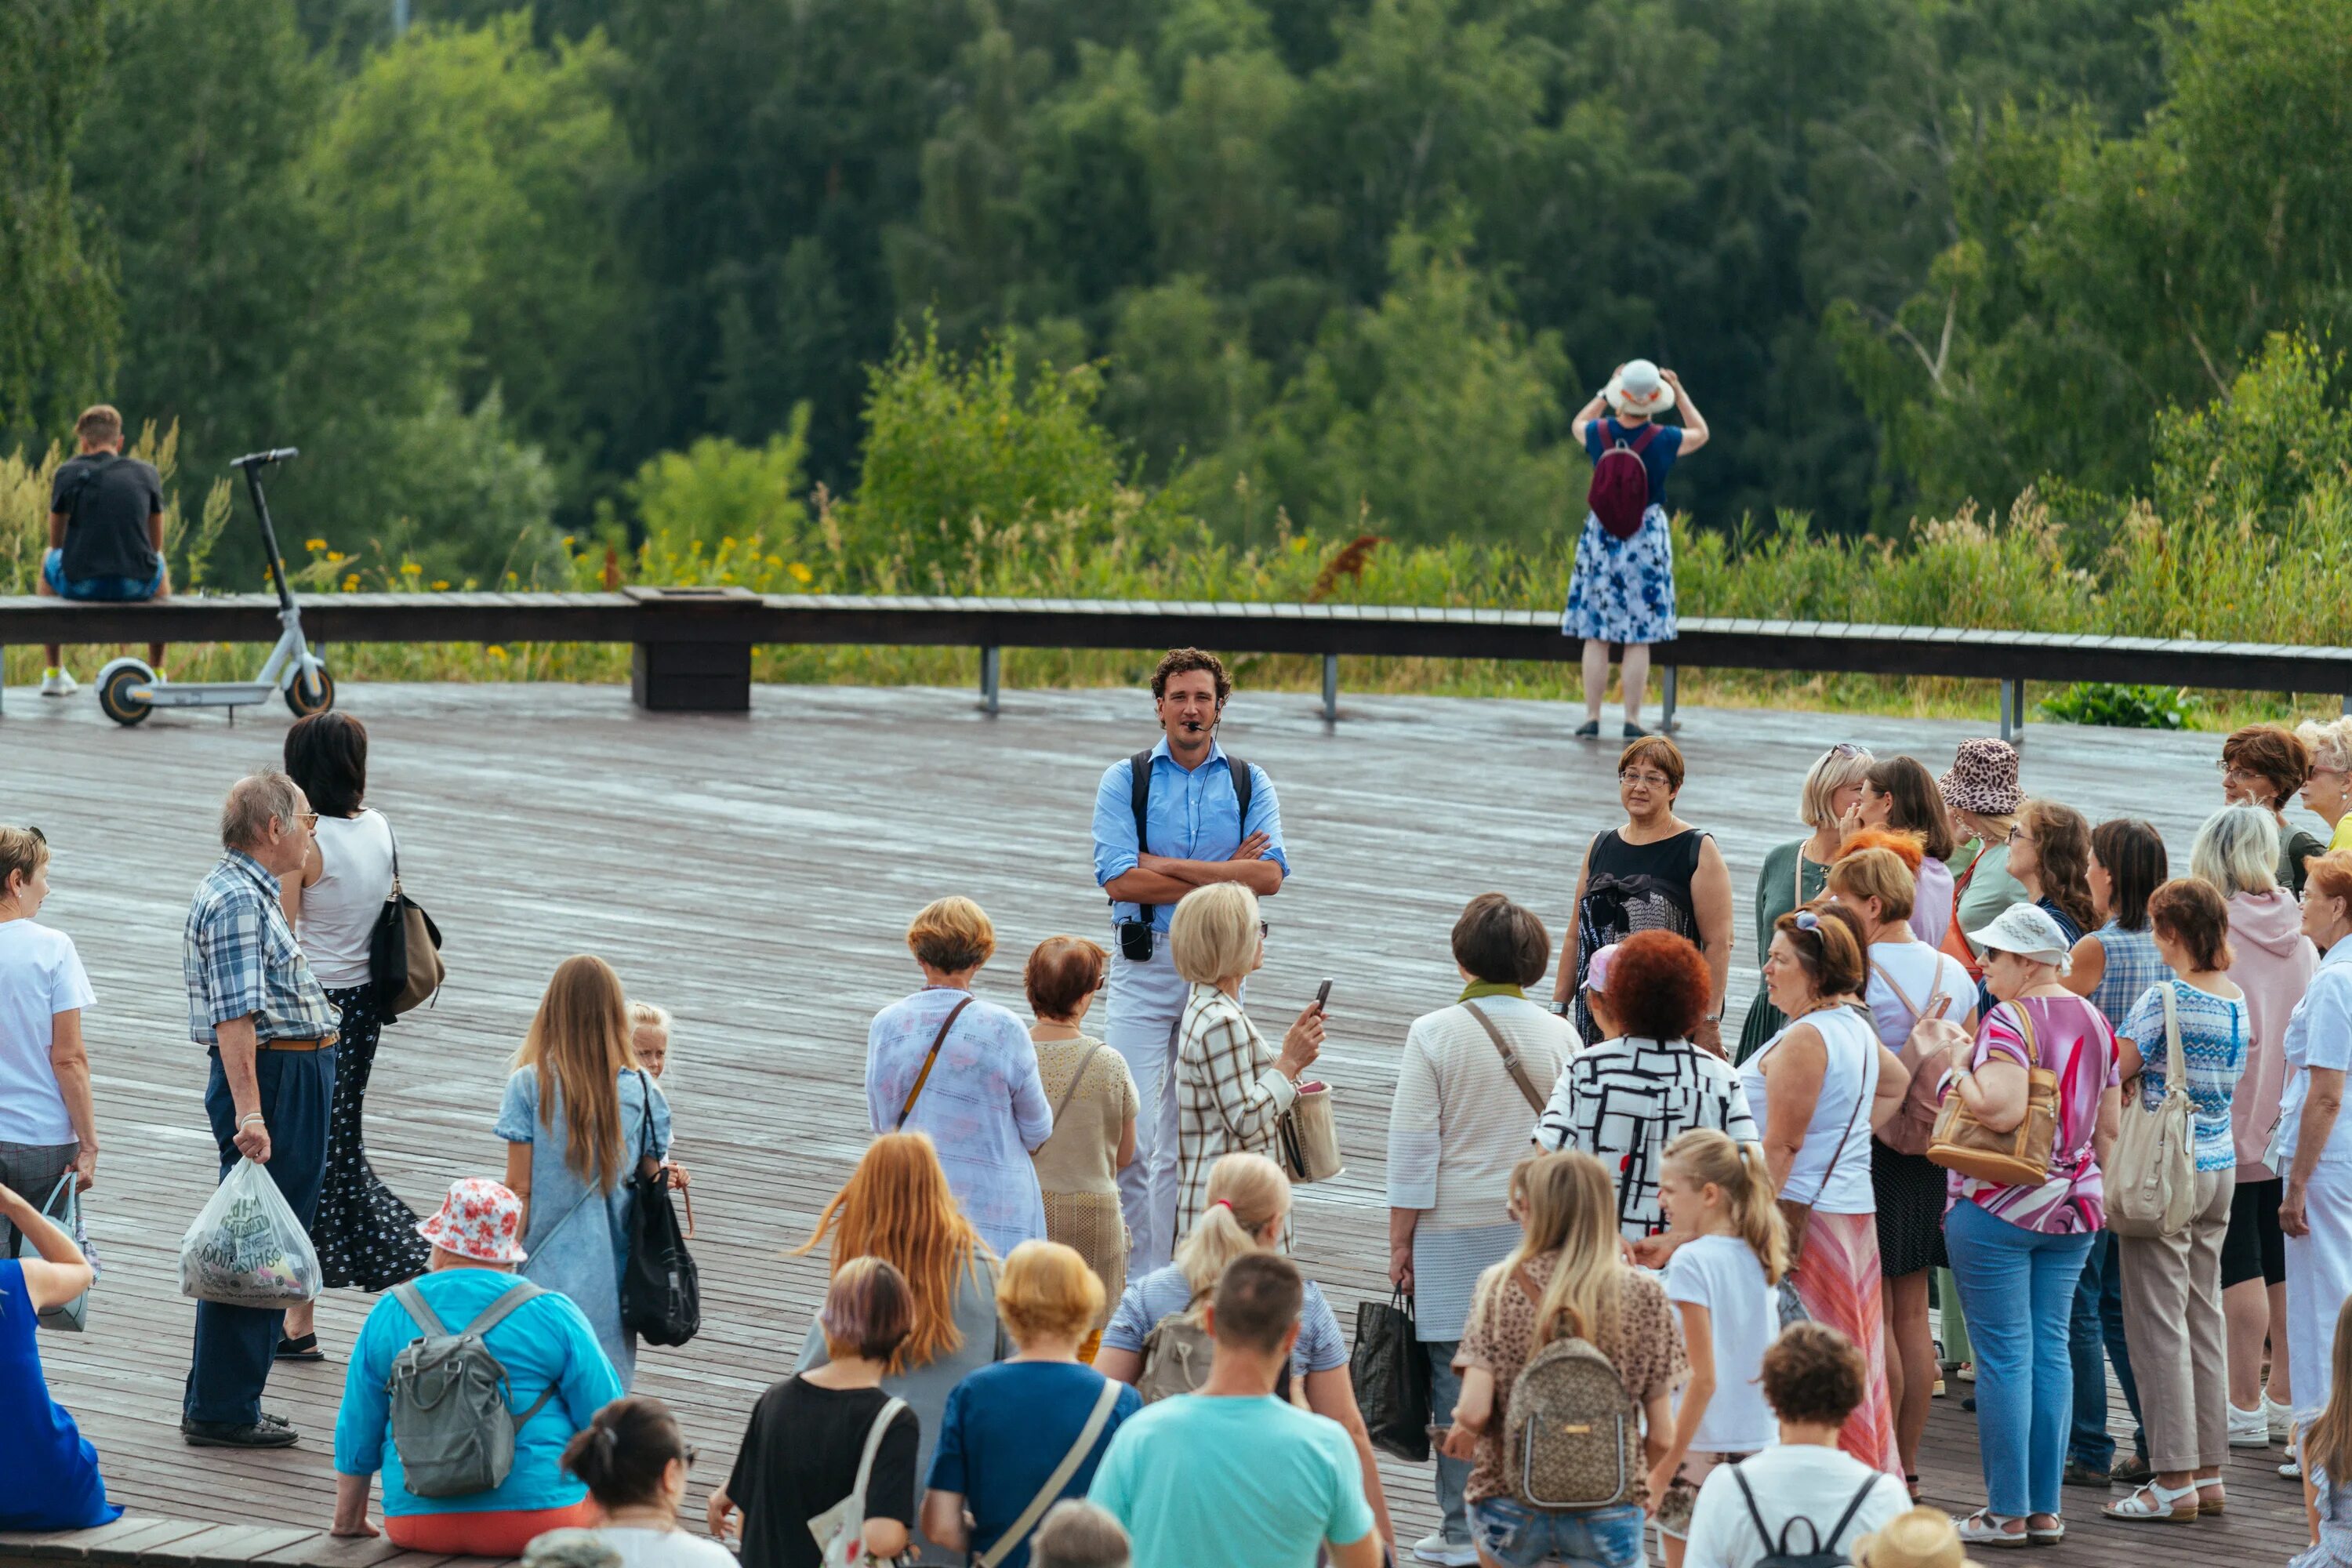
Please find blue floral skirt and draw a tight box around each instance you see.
[1562,505,1676,644]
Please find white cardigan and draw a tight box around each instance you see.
[1386,993,1573,1225]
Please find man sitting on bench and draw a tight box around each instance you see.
[37,404,169,696]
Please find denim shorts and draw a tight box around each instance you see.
[1468,1498,1647,1568]
[42,547,162,601]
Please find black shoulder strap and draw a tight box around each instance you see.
[1824,1473,1884,1550]
[1227,754,1251,827]
[1128,750,1156,924]
[1732,1466,1776,1557]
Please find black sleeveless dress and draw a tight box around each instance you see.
[1573,826,1708,1044]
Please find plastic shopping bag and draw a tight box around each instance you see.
[179,1157,321,1308]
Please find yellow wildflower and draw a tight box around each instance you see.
[326,551,345,563]
[305,538,327,552]
[401,562,422,575]
[430,579,449,590]
[341,574,360,592]
[486,645,508,660]
[787,561,814,584]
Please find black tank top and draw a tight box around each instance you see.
[1573,827,1707,1044]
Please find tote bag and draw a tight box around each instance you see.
[2106,983,2200,1238]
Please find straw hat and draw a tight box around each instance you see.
[1605,359,1675,419]
[416,1177,530,1265]
[1852,1507,1983,1568]
[1938,738,2022,817]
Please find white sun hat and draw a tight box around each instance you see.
[1605,359,1675,418]
[1966,902,2074,975]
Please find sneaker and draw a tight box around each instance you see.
[2112,1455,2153,1486]
[1957,1362,1976,1382]
[2064,1460,2115,1488]
[2230,1402,2274,1447]
[38,667,76,696]
[1621,722,1648,739]
[181,1418,299,1449]
[2267,1395,2296,1443]
[1412,1533,1478,1566]
[1574,720,1601,739]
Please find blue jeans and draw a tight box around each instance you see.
[1946,1199,2096,1518]
[1428,1340,1469,1544]
[182,1044,336,1426]
[2067,1230,2147,1468]
[42,547,163,601]
[1468,1499,1646,1568]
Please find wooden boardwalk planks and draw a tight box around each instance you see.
[0,682,2312,1567]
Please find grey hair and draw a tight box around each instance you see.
[1031,1501,1131,1568]
[2191,804,2281,897]
[2299,717,2352,775]
[221,769,301,851]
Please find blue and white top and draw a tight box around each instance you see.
[2120,978,2249,1172]
[2085,923,2165,1034]
[2279,935,2352,1168]
[1092,739,1288,935]
[1101,1262,1348,1380]
[866,986,1051,1260]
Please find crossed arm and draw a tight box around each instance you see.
[1102,831,1284,903]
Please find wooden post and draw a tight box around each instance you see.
[1660,665,1679,733]
[1999,677,2027,746]
[979,645,1000,715]
[626,586,757,711]
[1322,654,1338,724]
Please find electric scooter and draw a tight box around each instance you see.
[96,448,335,727]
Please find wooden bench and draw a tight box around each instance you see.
[0,1518,512,1568]
[8,590,2349,740]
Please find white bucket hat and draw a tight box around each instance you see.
[1966,902,2074,974]
[1606,359,1675,418]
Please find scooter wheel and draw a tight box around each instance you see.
[285,663,336,717]
[97,664,153,727]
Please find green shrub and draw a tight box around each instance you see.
[2037,682,2201,729]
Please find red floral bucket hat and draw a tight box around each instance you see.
[415,1176,530,1264]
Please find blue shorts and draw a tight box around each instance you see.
[43,548,163,602]
[1468,1498,1647,1568]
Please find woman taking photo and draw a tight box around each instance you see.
[1023,936,1137,1353]
[1737,906,1908,1475]
[2297,719,2352,855]
[1442,1151,1686,1568]
[2103,879,2249,1524]
[1536,931,1755,1242]
[1845,757,1959,949]
[1940,904,2122,1549]
[792,1130,1011,1538]
[2190,808,2318,1444]
[278,710,427,1360]
[1736,743,1873,1064]
[869,897,1052,1261]
[1827,841,1973,1496]
[1094,1152,1395,1552]
[497,955,673,1387]
[1562,360,1708,740]
[2223,724,2326,895]
[1552,736,1733,1051]
[1168,884,1324,1244]
[2279,852,2352,1449]
[1939,740,2028,971]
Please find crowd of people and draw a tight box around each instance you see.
[5,646,2352,1568]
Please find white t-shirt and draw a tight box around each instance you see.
[300,809,396,989]
[1864,940,1975,1052]
[586,1527,740,1568]
[1682,1444,1911,1568]
[1663,1235,1778,1451]
[0,919,96,1145]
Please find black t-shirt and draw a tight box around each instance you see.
[50,452,163,582]
[728,1375,920,1568]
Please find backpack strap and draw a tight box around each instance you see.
[898,996,975,1127]
[1050,1040,1108,1127]
[1824,1472,1886,1551]
[1125,750,1257,931]
[977,1377,1123,1568]
[1625,422,1661,456]
[1462,1000,1548,1115]
[1869,958,1922,1025]
[390,1279,448,1338]
[1731,1466,1777,1559]
[459,1279,547,1341]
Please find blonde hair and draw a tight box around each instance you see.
[2305,1294,2352,1494]
[1174,1152,1289,1302]
[1493,1151,1622,1352]
[996,1239,1105,1345]
[2299,716,2352,776]
[2191,804,2281,896]
[1170,883,1261,986]
[626,1000,672,1036]
[1800,745,1875,831]
[908,896,995,972]
[1953,808,2016,849]
[514,956,637,1193]
[0,826,49,900]
[1827,845,1918,924]
[1663,1129,1788,1284]
[794,1132,988,1373]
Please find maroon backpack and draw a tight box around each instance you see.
[1587,421,1661,539]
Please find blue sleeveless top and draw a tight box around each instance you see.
[0,1258,119,1529]
[1584,418,1684,511]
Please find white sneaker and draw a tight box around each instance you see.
[2284,1434,2303,1480]
[2229,1402,2272,1447]
[1413,1531,1478,1566]
[2267,1395,2296,1443]
[38,666,76,696]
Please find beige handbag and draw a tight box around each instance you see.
[1276,1082,1345,1184]
[2106,983,2201,1238]
[1928,1000,2059,1187]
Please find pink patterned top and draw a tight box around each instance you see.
[1944,993,2118,1234]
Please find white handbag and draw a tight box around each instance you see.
[808,1392,914,1566]
[2106,983,2201,1239]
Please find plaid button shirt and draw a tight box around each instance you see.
[184,850,338,1047]
[1174,982,1298,1241]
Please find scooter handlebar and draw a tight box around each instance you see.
[230,448,300,469]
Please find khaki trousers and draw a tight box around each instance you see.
[2118,1167,2235,1472]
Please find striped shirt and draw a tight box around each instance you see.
[1174,985,1296,1243]
[1947,995,2118,1233]
[2085,923,2165,1033]
[1535,1036,1758,1239]
[183,851,337,1047]
[2119,978,2249,1172]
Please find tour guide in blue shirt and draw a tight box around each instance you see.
[1092,648,1287,1274]
[180,769,341,1450]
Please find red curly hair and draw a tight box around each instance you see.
[1836,825,1924,873]
[1605,930,1712,1041]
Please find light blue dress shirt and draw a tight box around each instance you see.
[2278,934,2352,1167]
[1091,739,1289,933]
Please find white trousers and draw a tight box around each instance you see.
[2287,1161,2352,1428]
[1105,936,1189,1273]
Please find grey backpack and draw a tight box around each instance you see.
[387,1279,560,1498]
[1135,1305,1214,1404]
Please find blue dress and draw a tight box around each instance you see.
[0,1258,120,1530]
[495,1067,671,1388]
[1563,419,1681,645]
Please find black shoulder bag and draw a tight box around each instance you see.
[620,1070,700,1346]
[368,821,446,1018]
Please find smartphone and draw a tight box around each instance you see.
[1314,978,1333,1011]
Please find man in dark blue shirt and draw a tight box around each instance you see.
[37,404,169,695]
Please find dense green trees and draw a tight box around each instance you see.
[1,0,2340,589]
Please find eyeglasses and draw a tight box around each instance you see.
[21,825,43,844]
[1794,909,1821,932]
[1258,919,1271,939]
[2006,826,2034,845]
[1828,742,1868,759]
[1618,770,1674,787]
[684,1443,699,1469]
[297,811,320,829]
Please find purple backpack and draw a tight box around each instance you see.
[1588,422,1660,539]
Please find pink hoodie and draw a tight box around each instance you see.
[2227,888,2320,1176]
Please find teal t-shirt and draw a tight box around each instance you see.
[1087,1395,1373,1568]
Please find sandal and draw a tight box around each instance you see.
[1953,1512,2029,1548]
[2197,1481,2225,1516]
[274,1333,325,1363]
[2027,1515,2064,1545]
[1907,1473,1922,1504]
[2103,1479,2200,1523]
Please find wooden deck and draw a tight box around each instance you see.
[0,682,2315,1564]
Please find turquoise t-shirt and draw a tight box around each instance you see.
[1087,1394,1373,1568]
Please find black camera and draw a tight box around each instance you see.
[1117,919,1156,963]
